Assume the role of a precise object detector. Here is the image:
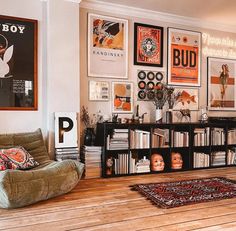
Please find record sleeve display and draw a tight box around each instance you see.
[137,70,165,101]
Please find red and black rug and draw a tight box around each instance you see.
[131,177,236,209]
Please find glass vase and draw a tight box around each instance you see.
[166,109,173,123]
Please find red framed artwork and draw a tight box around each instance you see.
[134,23,163,67]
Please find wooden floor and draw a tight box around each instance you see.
[1,168,236,231]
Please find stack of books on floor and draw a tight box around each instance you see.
[193,152,210,168]
[152,128,169,148]
[130,129,150,149]
[227,148,236,165]
[107,129,128,150]
[228,129,236,145]
[194,127,210,146]
[211,151,226,166]
[211,128,225,145]
[80,145,102,179]
[135,156,150,173]
[55,147,79,161]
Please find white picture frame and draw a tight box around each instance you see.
[88,13,128,79]
[89,80,109,101]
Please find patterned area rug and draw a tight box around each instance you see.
[131,177,236,209]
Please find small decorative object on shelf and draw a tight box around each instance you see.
[106,157,113,175]
[177,109,191,122]
[171,152,183,170]
[200,107,208,123]
[151,153,165,171]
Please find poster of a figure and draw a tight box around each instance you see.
[207,57,236,111]
[88,13,128,79]
[134,23,163,67]
[112,82,133,113]
[167,28,201,87]
[0,15,37,110]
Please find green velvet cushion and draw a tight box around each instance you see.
[0,129,84,209]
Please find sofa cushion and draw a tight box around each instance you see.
[0,146,39,170]
[0,159,84,208]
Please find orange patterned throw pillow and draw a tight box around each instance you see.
[0,146,39,170]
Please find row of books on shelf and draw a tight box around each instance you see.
[211,128,225,145]
[112,154,150,175]
[152,128,169,148]
[193,152,209,168]
[106,129,129,150]
[211,151,226,166]
[194,127,210,146]
[228,129,236,145]
[130,130,150,149]
[171,131,189,147]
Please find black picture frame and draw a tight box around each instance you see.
[0,15,38,110]
[134,22,163,67]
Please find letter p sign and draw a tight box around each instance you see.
[55,112,78,148]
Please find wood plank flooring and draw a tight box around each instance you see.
[1,168,236,230]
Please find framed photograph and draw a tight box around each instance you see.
[89,80,109,101]
[134,23,163,67]
[0,15,38,110]
[88,13,128,79]
[207,57,236,111]
[167,28,201,87]
[173,87,199,110]
[112,81,133,113]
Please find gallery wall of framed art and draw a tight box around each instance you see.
[79,5,236,122]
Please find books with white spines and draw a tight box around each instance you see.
[193,152,209,168]
[227,149,236,165]
[228,129,236,145]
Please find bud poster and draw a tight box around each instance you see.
[0,15,37,110]
[88,13,128,79]
[167,28,201,87]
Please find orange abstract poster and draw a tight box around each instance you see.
[168,28,201,87]
[88,14,128,79]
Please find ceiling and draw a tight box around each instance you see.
[95,0,236,27]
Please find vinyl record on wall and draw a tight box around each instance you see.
[147,81,154,90]
[156,72,164,81]
[138,90,146,100]
[147,71,155,80]
[138,70,146,80]
[138,81,146,89]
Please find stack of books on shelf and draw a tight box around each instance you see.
[107,129,128,150]
[211,128,225,145]
[172,131,189,147]
[55,147,79,161]
[152,128,169,148]
[193,152,210,168]
[130,129,150,149]
[227,148,236,165]
[135,156,150,173]
[211,151,226,166]
[114,153,129,175]
[80,146,102,179]
[228,129,236,145]
[194,127,210,146]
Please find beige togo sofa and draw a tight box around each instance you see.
[0,129,84,208]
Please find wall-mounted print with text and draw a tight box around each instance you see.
[173,88,199,111]
[0,15,38,110]
[88,13,128,79]
[207,57,236,111]
[89,80,109,101]
[112,82,133,113]
[134,23,163,67]
[167,28,201,87]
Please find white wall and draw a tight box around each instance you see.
[0,0,81,158]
